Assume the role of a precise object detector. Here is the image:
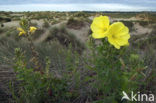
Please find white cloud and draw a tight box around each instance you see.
[0,3,155,11]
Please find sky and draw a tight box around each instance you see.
[0,0,156,11]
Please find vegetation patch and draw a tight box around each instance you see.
[47,26,85,53]
[67,17,85,30]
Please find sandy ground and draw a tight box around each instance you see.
[1,17,154,43]
[34,21,67,43]
[3,21,20,27]
[3,19,44,28]
[131,22,153,35]
[2,19,90,43]
[67,24,90,43]
[111,17,140,22]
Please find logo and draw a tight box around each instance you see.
[121,91,155,102]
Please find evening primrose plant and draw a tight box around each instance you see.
[12,18,69,103]
[87,15,145,102]
[17,18,41,70]
[17,18,37,36]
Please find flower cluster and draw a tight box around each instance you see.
[91,15,130,49]
[17,26,37,36]
[17,28,26,36]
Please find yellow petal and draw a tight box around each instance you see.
[29,26,37,33]
[107,22,125,35]
[92,32,106,39]
[108,36,116,46]
[114,43,120,49]
[91,15,109,30]
[17,27,24,32]
[118,26,129,36]
[19,32,24,36]
[90,15,110,39]
[108,37,120,49]
[116,27,129,39]
[116,39,128,46]
[91,24,106,34]
[107,22,130,49]
[120,33,130,40]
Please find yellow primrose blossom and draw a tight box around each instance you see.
[29,26,37,33]
[107,22,130,49]
[18,32,24,36]
[91,15,109,39]
[17,27,26,36]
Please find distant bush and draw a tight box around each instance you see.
[51,19,59,25]
[48,26,85,53]
[138,21,149,27]
[30,22,38,27]
[32,29,45,40]
[0,17,11,22]
[67,17,85,29]
[73,11,89,18]
[0,27,4,33]
[42,19,50,28]
[1,23,4,27]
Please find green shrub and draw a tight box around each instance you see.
[0,16,11,22]
[83,38,145,103]
[12,38,146,103]
[32,29,45,40]
[42,19,50,28]
[0,27,4,33]
[12,48,69,103]
[73,12,89,18]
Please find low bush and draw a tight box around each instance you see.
[48,26,85,53]
[67,17,85,29]
[42,19,50,28]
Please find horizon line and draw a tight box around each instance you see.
[0,4,155,12]
[1,10,156,12]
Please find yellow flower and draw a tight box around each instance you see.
[18,32,24,36]
[29,26,37,33]
[17,27,26,36]
[91,15,109,39]
[107,22,130,49]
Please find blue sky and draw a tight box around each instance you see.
[0,0,156,11]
